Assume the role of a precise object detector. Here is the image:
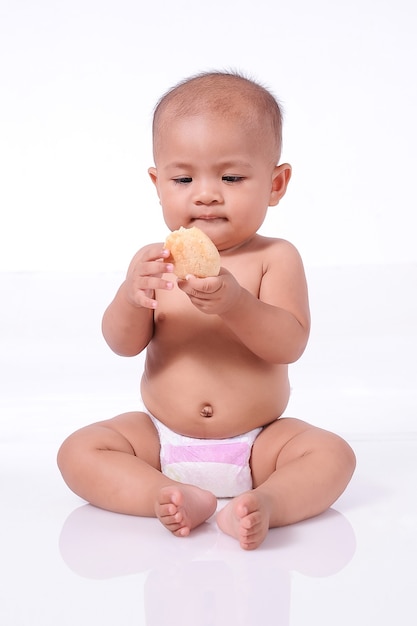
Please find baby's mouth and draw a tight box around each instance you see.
[192,215,226,223]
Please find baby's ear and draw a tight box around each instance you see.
[148,167,162,202]
[269,163,292,206]
[148,167,158,187]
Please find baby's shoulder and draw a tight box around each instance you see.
[254,237,306,283]
[221,235,303,275]
[252,234,302,260]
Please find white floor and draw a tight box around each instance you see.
[1,267,416,626]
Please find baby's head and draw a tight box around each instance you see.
[152,70,283,167]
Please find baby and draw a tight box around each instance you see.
[58,71,356,550]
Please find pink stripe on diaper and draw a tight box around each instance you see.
[164,442,248,466]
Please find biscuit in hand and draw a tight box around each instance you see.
[164,226,221,279]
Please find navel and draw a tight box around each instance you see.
[200,404,214,418]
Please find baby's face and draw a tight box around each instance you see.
[148,113,288,252]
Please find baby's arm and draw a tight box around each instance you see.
[102,244,174,356]
[178,240,310,364]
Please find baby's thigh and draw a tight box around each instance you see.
[99,411,161,467]
[250,417,322,486]
[59,411,161,470]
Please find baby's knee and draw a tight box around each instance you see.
[328,432,356,480]
[56,428,87,482]
[57,424,105,478]
[341,437,356,474]
[295,425,356,482]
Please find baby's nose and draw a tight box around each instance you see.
[193,179,222,204]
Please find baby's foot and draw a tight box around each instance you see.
[155,484,217,537]
[216,491,271,550]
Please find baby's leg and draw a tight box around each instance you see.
[217,418,356,550]
[57,412,216,534]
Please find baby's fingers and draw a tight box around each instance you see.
[136,290,160,310]
[178,274,221,296]
[136,258,173,279]
[131,274,174,308]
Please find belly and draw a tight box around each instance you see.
[141,353,290,439]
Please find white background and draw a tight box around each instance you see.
[1,0,416,272]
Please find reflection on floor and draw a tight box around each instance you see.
[61,504,355,624]
[1,269,416,625]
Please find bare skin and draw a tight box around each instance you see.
[57,80,356,549]
[216,492,271,550]
[155,485,217,537]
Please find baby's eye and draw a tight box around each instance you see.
[222,175,244,183]
[173,177,192,185]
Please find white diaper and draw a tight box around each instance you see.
[148,413,262,498]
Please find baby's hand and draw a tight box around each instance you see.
[125,244,174,309]
[177,268,241,315]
